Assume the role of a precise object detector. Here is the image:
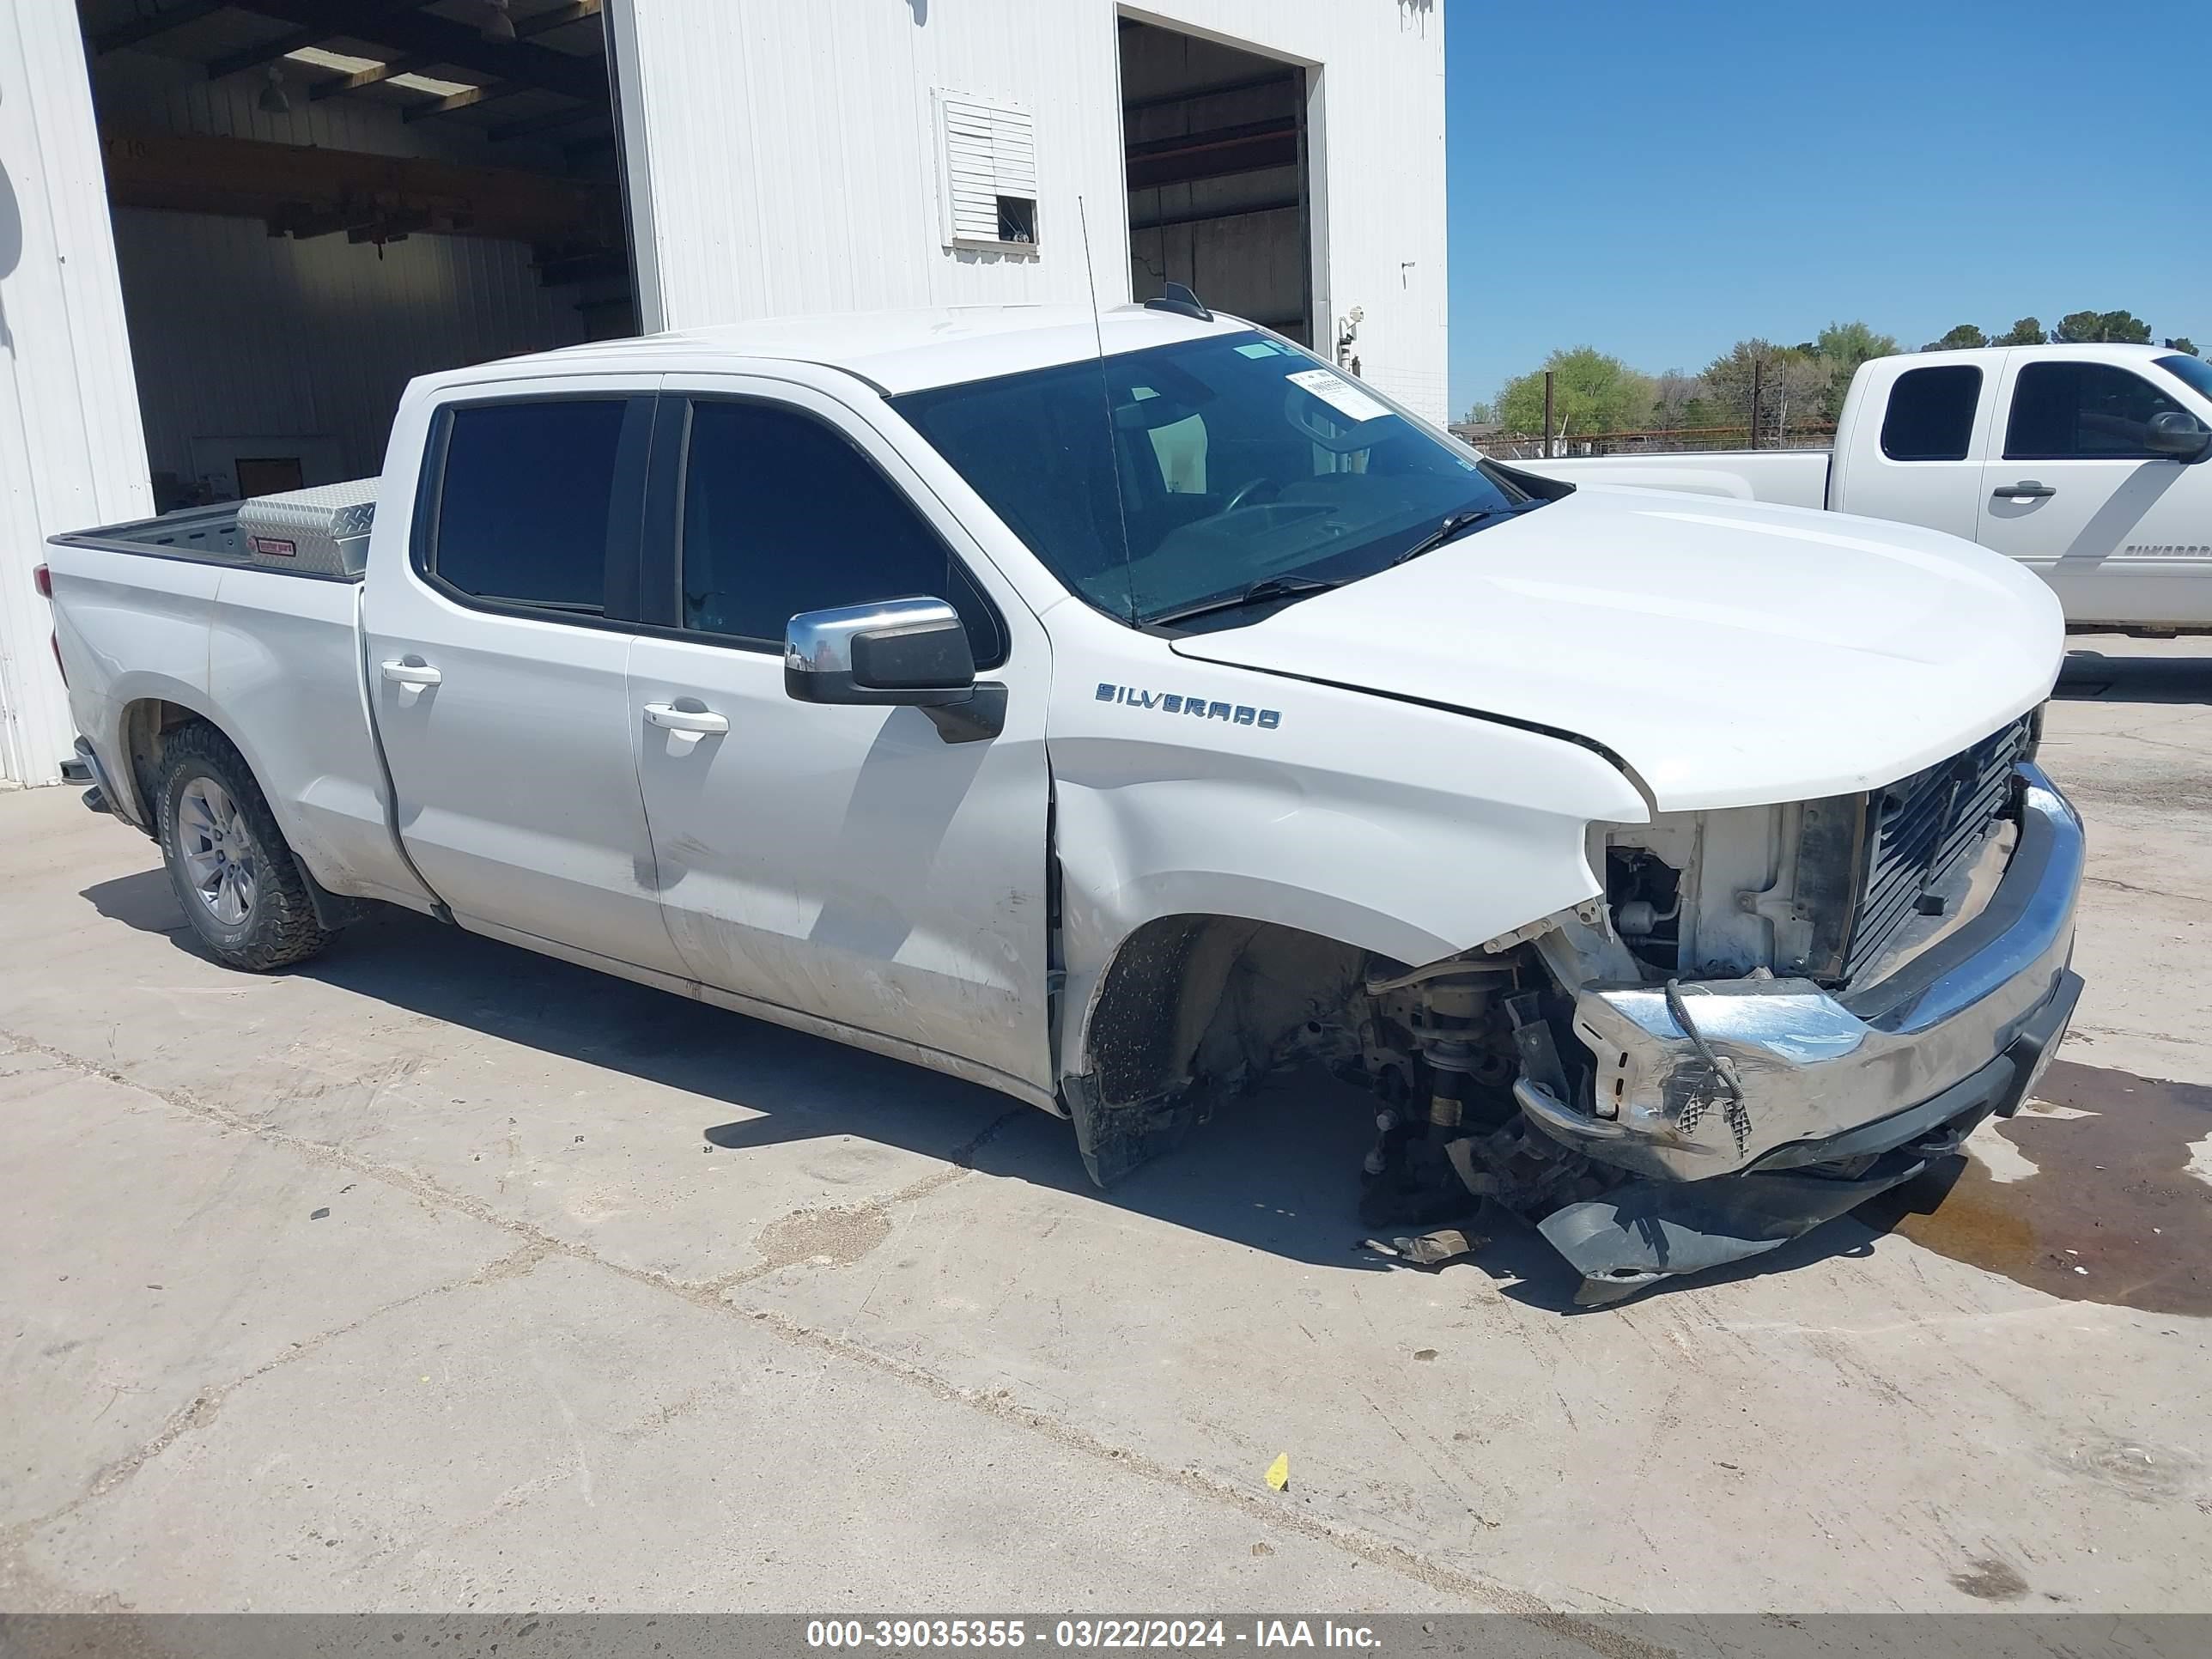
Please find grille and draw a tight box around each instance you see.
[1842,713,2036,981]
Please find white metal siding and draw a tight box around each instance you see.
[0,0,152,786]
[617,0,1446,421]
[112,209,589,492]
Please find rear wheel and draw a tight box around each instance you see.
[155,723,332,971]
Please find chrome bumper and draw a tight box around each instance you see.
[1519,763,2083,1182]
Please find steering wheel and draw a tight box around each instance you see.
[1218,477,1281,514]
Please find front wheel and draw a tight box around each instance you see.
[155,723,333,971]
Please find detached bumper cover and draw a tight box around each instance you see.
[1536,966,2080,1297]
[1518,763,2083,1183]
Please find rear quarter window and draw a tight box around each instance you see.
[428,399,631,611]
[1880,364,1982,461]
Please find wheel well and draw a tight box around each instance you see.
[1087,914,1370,1105]
[118,702,364,933]
[1069,914,1367,1184]
[120,699,207,828]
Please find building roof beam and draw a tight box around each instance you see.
[222,0,605,101]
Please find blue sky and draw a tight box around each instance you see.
[1445,1,2209,418]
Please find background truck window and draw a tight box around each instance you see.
[433,400,629,612]
[2005,362,2187,461]
[1880,364,1982,461]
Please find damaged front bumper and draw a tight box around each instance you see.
[1517,763,2083,1298]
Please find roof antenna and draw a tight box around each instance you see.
[1077,195,1138,623]
[1144,282,1212,322]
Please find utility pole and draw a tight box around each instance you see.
[1542,370,1556,459]
[1748,358,1764,452]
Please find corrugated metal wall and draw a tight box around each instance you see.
[112,210,586,494]
[0,0,152,787]
[615,0,1447,421]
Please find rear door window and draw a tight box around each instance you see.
[428,399,639,613]
[1880,364,1982,461]
[2004,362,2188,460]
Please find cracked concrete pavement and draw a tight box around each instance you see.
[2,637,2209,1615]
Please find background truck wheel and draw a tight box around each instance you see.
[155,722,333,971]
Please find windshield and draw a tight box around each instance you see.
[2157,353,2212,404]
[890,331,1532,626]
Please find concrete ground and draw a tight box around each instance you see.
[2,637,2208,1618]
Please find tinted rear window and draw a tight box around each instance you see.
[1880,364,1981,461]
[433,400,629,611]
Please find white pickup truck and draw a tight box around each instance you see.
[40,301,2085,1303]
[1526,343,2212,631]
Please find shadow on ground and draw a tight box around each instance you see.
[2057,647,2212,704]
[77,861,1967,1309]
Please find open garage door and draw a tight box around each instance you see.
[76,0,638,508]
[1118,16,1312,346]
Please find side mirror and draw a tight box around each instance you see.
[2144,410,2212,462]
[784,597,975,708]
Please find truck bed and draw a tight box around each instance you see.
[52,501,249,562]
[51,479,378,581]
[1517,447,1832,509]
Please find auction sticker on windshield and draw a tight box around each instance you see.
[1285,367,1390,424]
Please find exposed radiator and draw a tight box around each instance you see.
[1842,713,2037,981]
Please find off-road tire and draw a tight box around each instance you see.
[155,721,333,971]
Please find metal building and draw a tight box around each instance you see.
[0,0,1446,786]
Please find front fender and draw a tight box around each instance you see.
[1048,659,1650,1082]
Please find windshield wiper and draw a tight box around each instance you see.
[1147,574,1341,628]
[1389,501,1543,568]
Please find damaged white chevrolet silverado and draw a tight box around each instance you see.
[39,300,2084,1303]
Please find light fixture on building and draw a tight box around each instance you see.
[257,64,290,114]
[480,0,517,43]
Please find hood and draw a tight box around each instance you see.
[1170,487,2063,812]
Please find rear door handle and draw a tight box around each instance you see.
[644,702,730,736]
[1992,481,2057,499]
[380,659,442,686]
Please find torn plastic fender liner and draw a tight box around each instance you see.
[1062,1070,1200,1188]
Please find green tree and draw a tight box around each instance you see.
[2166,338,2199,357]
[1994,317,2047,345]
[1495,348,1656,441]
[2054,309,2153,344]
[1461,400,1496,424]
[1817,319,1900,368]
[1924,324,1990,351]
[1814,320,1900,417]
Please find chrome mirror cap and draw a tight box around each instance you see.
[784,598,975,708]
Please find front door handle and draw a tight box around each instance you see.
[1992,481,2057,499]
[644,702,730,736]
[380,659,442,686]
